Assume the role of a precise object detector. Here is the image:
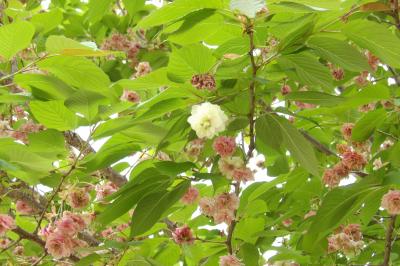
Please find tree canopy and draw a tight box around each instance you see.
[0,0,400,265]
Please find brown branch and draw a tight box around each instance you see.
[382,215,397,266]
[64,131,127,187]
[300,130,339,157]
[226,182,240,254]
[392,0,400,29]
[246,21,258,159]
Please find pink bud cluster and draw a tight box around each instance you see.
[328,63,344,81]
[172,225,195,245]
[328,224,364,256]
[354,71,369,87]
[44,212,89,259]
[1,120,45,143]
[181,186,199,205]
[191,74,216,91]
[199,193,239,224]
[218,156,254,183]
[184,138,205,158]
[101,32,141,65]
[0,214,15,236]
[219,254,244,266]
[280,84,292,96]
[95,182,118,201]
[381,190,400,215]
[120,89,141,103]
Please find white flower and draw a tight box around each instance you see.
[187,102,228,139]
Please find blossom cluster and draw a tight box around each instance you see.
[191,74,216,91]
[322,123,367,188]
[328,224,364,257]
[199,193,239,224]
[42,212,91,258]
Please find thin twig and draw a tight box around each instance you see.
[382,215,397,266]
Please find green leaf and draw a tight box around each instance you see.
[168,11,224,45]
[0,21,35,60]
[76,254,102,266]
[264,114,319,176]
[64,90,108,122]
[343,20,400,68]
[14,73,75,100]
[28,129,67,158]
[96,177,170,225]
[352,109,387,142]
[46,35,94,53]
[30,100,78,131]
[115,68,175,90]
[230,0,266,18]
[37,56,110,92]
[123,0,145,16]
[86,0,113,23]
[137,0,223,29]
[30,9,63,33]
[277,52,332,90]
[130,181,190,237]
[307,35,371,72]
[255,115,283,151]
[285,91,345,107]
[167,44,216,83]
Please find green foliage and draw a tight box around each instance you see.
[1,0,400,265]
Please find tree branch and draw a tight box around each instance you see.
[382,215,397,266]
[64,131,127,187]
[300,130,339,157]
[246,21,258,159]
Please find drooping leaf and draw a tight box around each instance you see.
[343,20,400,68]
[307,35,371,72]
[352,109,387,142]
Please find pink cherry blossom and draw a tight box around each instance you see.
[381,190,400,215]
[0,214,16,236]
[0,238,11,248]
[322,168,341,188]
[134,61,152,78]
[96,182,118,201]
[341,151,366,171]
[213,136,236,157]
[55,216,80,236]
[366,51,379,71]
[213,209,235,225]
[45,232,74,259]
[341,123,354,141]
[117,223,129,232]
[232,167,254,183]
[63,212,86,231]
[343,224,362,241]
[191,74,216,91]
[215,193,239,211]
[66,187,90,209]
[16,200,34,215]
[13,245,24,255]
[332,162,350,178]
[181,187,199,205]
[172,225,195,245]
[39,225,55,240]
[219,254,244,266]
[185,138,205,158]
[101,227,114,238]
[218,157,244,178]
[282,218,293,227]
[199,197,216,217]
